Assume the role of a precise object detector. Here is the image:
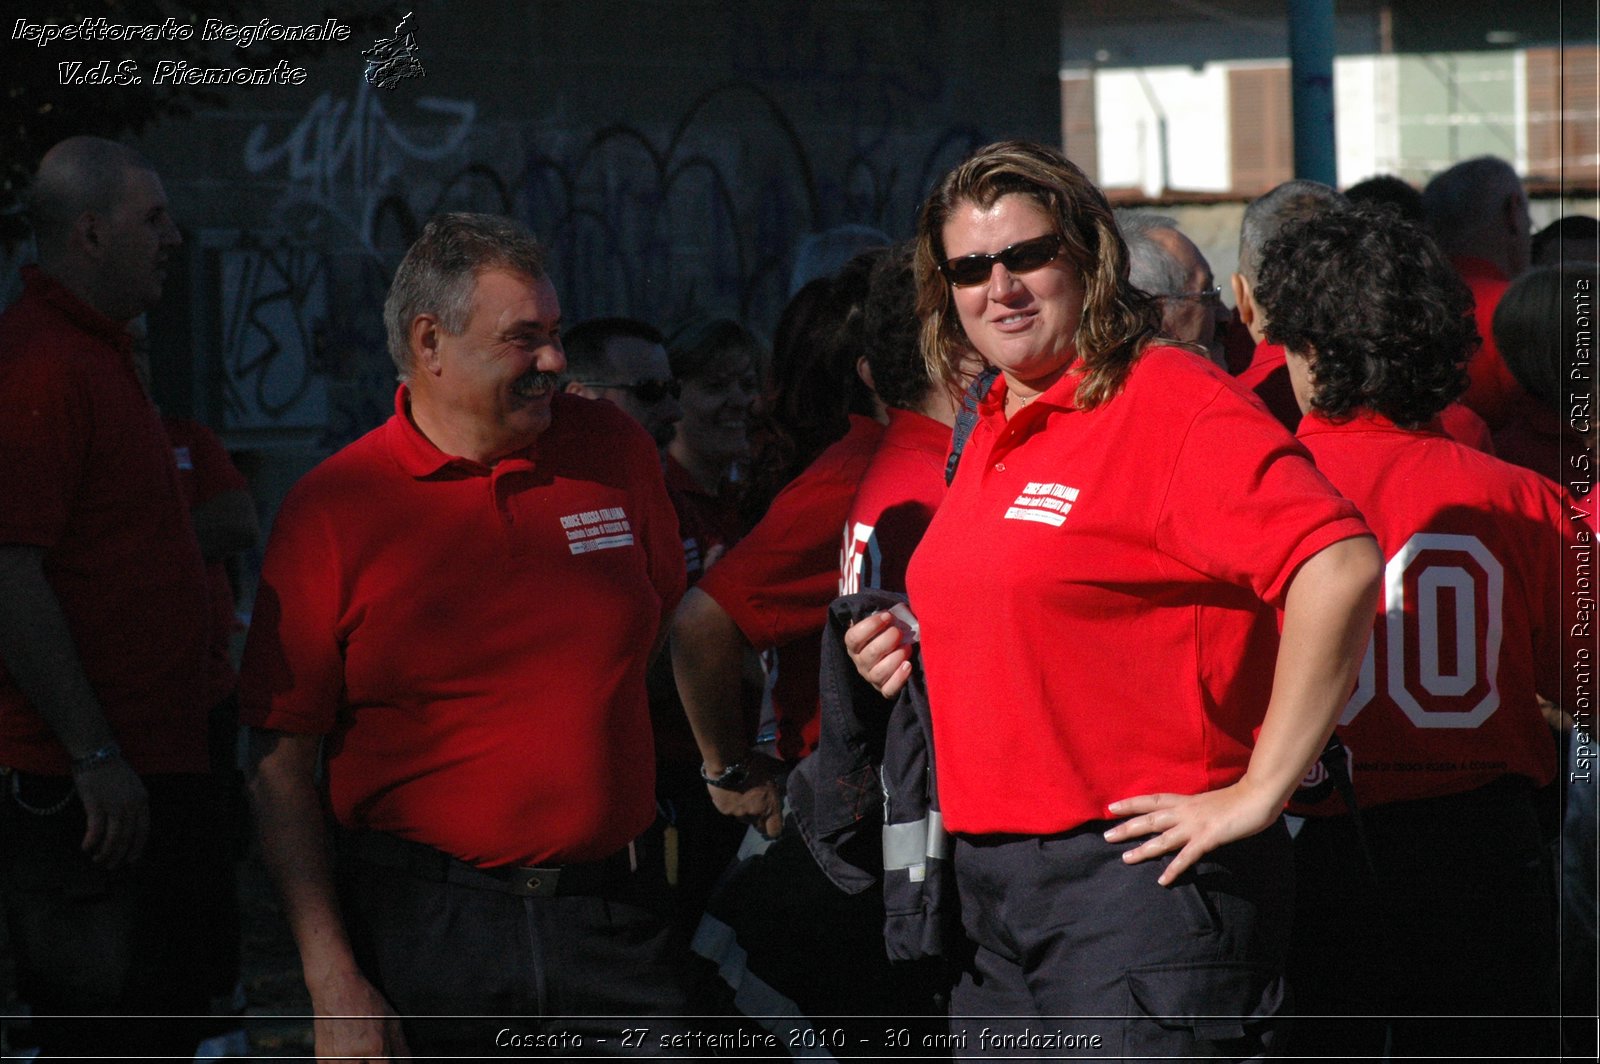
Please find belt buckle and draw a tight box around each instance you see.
[513,865,560,897]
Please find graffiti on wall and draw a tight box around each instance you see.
[519,78,987,335]
[242,79,478,250]
[220,61,989,445]
[214,236,330,430]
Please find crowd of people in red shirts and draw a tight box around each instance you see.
[1,131,1593,1062]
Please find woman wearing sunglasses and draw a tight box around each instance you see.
[845,140,1382,1056]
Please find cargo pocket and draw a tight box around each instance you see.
[1122,962,1285,1059]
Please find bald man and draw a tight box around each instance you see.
[1117,210,1230,367]
[0,136,221,1057]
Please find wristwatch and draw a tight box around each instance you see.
[699,759,749,790]
[70,741,123,776]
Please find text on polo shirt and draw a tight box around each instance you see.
[1003,482,1080,527]
[560,507,635,554]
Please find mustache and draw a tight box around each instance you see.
[513,370,562,393]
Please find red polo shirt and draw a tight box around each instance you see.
[1291,410,1569,810]
[840,408,949,595]
[696,414,884,760]
[907,346,1371,836]
[1453,255,1525,429]
[0,267,210,775]
[664,452,746,584]
[240,389,685,867]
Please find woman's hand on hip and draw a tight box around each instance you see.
[1103,779,1282,887]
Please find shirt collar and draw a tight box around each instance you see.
[977,361,1086,421]
[885,405,957,442]
[1296,407,1450,440]
[24,265,134,352]
[384,384,542,479]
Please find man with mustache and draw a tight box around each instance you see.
[242,213,693,1061]
[0,136,221,1058]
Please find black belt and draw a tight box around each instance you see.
[335,828,641,898]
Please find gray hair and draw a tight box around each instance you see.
[383,212,548,378]
[1116,210,1187,297]
[28,136,156,252]
[1237,180,1343,282]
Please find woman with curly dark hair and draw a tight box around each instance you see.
[1258,204,1477,427]
[847,141,1382,1057]
[1254,205,1578,1060]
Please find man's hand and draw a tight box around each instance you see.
[75,756,149,867]
[0,545,138,852]
[705,752,786,839]
[251,730,402,1062]
[311,970,411,1063]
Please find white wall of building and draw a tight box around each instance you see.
[1094,64,1231,195]
[1334,54,1381,186]
[1085,49,1538,194]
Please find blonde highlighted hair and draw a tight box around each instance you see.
[914,140,1159,409]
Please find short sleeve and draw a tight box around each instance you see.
[1153,385,1372,607]
[237,486,346,734]
[696,469,842,651]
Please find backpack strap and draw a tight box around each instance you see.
[1317,732,1380,882]
[944,366,1000,486]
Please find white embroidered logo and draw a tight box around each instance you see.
[560,507,635,554]
[1003,482,1079,527]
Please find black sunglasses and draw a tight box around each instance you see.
[939,234,1064,287]
[581,378,682,403]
